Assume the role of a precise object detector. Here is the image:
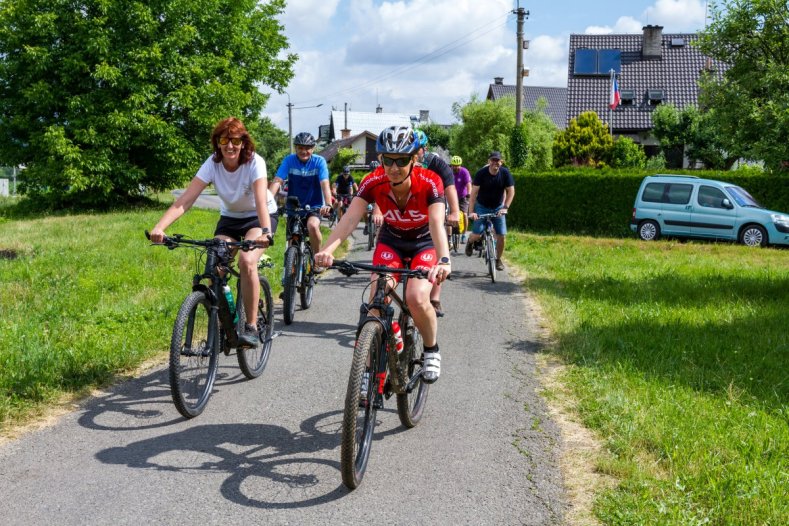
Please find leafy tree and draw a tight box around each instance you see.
[328,147,360,176]
[610,137,646,168]
[450,94,515,170]
[518,101,557,171]
[0,0,296,208]
[552,111,613,167]
[419,123,451,151]
[651,103,736,169]
[697,0,789,173]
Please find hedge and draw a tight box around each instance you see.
[506,168,789,237]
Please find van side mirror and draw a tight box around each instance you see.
[722,198,734,210]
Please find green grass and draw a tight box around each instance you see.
[0,203,287,427]
[506,233,788,525]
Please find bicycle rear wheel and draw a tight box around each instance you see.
[451,230,460,253]
[236,276,274,379]
[396,314,430,428]
[341,322,381,489]
[486,232,497,283]
[169,291,219,418]
[300,246,314,309]
[282,245,298,325]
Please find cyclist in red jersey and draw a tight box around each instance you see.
[315,125,450,383]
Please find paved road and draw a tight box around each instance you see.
[0,226,565,525]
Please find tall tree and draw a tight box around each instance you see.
[697,0,789,173]
[450,94,515,170]
[0,0,296,208]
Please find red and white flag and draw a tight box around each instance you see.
[609,72,621,110]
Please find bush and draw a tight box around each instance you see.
[506,167,789,237]
[610,137,646,168]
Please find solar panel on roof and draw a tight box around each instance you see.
[671,38,685,47]
[598,49,621,74]
[573,49,597,75]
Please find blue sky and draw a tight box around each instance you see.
[263,0,711,136]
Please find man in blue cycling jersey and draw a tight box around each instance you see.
[269,132,333,267]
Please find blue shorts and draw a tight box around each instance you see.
[471,204,507,235]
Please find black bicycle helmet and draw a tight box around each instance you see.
[376,125,419,155]
[293,132,316,147]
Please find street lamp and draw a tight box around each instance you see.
[286,92,323,153]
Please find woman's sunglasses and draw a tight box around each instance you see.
[218,137,243,146]
[382,156,412,168]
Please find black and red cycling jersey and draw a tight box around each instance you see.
[356,165,445,240]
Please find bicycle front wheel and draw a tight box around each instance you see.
[396,315,430,428]
[300,246,314,309]
[486,233,497,283]
[236,276,274,379]
[367,221,375,251]
[282,245,299,325]
[169,291,219,418]
[341,322,381,489]
[451,230,460,253]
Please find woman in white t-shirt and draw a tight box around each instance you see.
[150,117,273,348]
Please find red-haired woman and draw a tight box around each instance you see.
[150,117,274,347]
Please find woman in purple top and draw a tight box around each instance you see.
[450,155,472,241]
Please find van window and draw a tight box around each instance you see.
[642,183,665,203]
[697,185,727,208]
[642,182,693,205]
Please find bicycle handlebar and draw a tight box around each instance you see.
[329,260,428,279]
[144,230,273,250]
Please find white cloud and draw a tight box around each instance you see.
[585,16,643,34]
[643,0,706,32]
[281,0,342,34]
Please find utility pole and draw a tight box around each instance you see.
[514,3,529,126]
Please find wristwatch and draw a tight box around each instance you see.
[437,256,451,265]
[260,228,270,234]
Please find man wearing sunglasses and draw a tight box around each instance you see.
[269,132,333,270]
[149,117,274,348]
[465,151,515,272]
[315,125,451,384]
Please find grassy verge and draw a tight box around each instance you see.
[0,204,288,428]
[506,233,788,525]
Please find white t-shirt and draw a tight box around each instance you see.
[195,153,272,218]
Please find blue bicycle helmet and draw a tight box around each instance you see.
[414,129,428,148]
[376,125,419,155]
[293,132,316,147]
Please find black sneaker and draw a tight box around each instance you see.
[465,240,474,257]
[237,323,260,348]
[363,225,369,235]
[431,300,445,318]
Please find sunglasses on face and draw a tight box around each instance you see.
[382,156,412,168]
[218,137,243,146]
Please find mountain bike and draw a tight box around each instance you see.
[328,193,352,228]
[475,213,498,283]
[329,259,430,489]
[365,203,377,251]
[448,210,466,254]
[282,196,317,325]
[146,232,275,418]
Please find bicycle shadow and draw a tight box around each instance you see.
[276,319,357,348]
[94,408,406,508]
[77,355,265,432]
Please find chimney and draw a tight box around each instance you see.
[642,25,663,59]
[341,129,351,139]
[494,77,504,85]
[376,104,382,113]
[419,110,430,123]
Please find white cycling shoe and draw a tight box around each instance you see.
[422,352,441,384]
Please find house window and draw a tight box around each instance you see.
[573,48,621,76]
[648,89,665,105]
[620,89,636,106]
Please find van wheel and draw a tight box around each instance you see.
[739,224,767,247]
[638,220,660,241]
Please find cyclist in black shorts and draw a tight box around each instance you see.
[332,166,358,222]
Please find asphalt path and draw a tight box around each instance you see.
[0,222,566,525]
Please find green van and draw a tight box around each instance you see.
[630,175,789,247]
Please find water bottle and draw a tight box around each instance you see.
[391,321,404,354]
[222,284,236,316]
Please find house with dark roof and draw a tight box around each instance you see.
[566,25,725,154]
[486,79,567,129]
[316,130,378,168]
